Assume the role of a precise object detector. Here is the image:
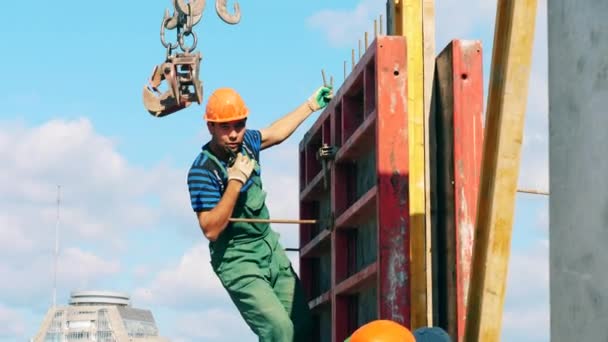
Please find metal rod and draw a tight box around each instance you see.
[358,39,362,59]
[229,218,318,224]
[53,185,61,308]
[374,19,378,38]
[285,248,300,252]
[352,49,355,70]
[321,69,327,86]
[517,188,549,196]
[380,14,384,35]
[365,31,369,48]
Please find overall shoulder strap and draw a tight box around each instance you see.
[201,150,227,193]
[241,142,261,174]
[242,142,255,159]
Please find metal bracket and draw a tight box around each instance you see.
[316,143,337,190]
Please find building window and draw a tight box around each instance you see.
[65,331,90,340]
[96,309,115,342]
[44,310,64,341]
[44,332,61,342]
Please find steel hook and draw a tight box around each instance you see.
[163,8,180,30]
[175,0,206,17]
[216,0,241,25]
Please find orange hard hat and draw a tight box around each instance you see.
[204,87,249,123]
[348,320,415,342]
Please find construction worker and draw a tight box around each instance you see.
[187,86,333,341]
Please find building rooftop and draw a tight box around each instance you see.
[32,290,169,342]
[68,290,131,306]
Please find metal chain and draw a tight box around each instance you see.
[160,16,179,54]
[160,3,199,57]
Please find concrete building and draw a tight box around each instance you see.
[32,290,169,342]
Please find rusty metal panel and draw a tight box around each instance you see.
[299,107,333,341]
[374,36,410,327]
[299,36,410,341]
[435,40,484,341]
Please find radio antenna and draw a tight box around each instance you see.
[53,185,61,308]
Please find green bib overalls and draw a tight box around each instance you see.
[202,149,312,342]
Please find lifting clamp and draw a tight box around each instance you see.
[143,52,203,117]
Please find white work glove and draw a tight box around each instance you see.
[227,153,256,185]
[307,86,334,112]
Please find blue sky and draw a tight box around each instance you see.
[0,0,548,341]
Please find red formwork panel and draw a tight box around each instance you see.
[434,40,484,342]
[298,36,409,342]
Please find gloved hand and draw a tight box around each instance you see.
[307,86,334,112]
[227,153,256,185]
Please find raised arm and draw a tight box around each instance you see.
[259,86,333,150]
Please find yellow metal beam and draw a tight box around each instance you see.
[463,0,538,341]
[392,0,430,328]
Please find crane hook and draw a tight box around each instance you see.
[216,0,241,25]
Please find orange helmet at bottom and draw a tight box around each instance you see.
[348,320,416,342]
[204,87,249,123]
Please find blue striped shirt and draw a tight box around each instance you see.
[187,129,262,212]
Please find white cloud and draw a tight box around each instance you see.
[0,118,167,254]
[170,309,254,342]
[132,243,227,309]
[506,239,549,299]
[0,304,26,338]
[0,247,121,307]
[0,116,201,248]
[435,0,497,48]
[306,0,386,47]
[0,117,186,307]
[503,305,550,342]
[502,239,549,341]
[57,247,122,284]
[307,0,497,49]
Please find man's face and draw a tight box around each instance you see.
[208,119,247,153]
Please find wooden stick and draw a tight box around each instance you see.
[365,31,369,48]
